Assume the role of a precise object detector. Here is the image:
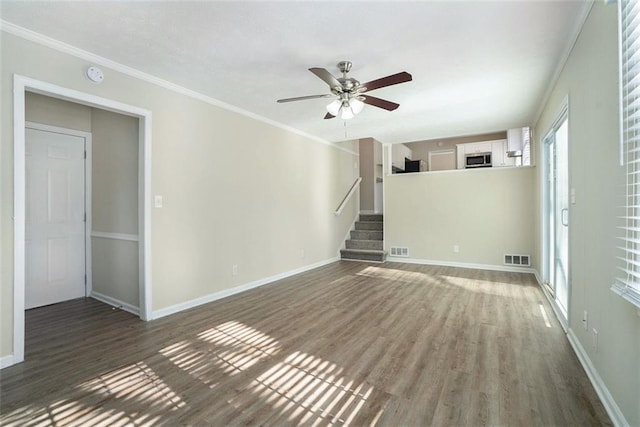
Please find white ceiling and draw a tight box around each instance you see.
[1,1,591,144]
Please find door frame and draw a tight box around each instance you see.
[25,121,94,303]
[13,75,153,365]
[540,97,570,330]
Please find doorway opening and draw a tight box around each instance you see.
[542,102,570,325]
[12,75,152,365]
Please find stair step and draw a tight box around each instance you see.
[354,221,383,231]
[351,230,383,241]
[340,249,386,262]
[346,239,384,250]
[360,214,383,222]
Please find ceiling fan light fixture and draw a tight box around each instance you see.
[350,98,365,114]
[326,99,342,116]
[341,105,354,120]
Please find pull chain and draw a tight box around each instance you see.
[344,120,347,138]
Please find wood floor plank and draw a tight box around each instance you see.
[0,261,611,426]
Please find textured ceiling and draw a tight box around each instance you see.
[0,1,591,144]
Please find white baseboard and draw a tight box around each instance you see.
[532,271,627,426]
[567,329,629,427]
[0,354,15,369]
[359,210,382,215]
[151,256,339,320]
[385,257,538,275]
[91,291,140,316]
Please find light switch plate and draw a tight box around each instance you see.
[154,195,163,208]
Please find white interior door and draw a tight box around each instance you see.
[26,127,87,309]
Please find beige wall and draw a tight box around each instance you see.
[359,138,374,212]
[91,238,139,306]
[1,32,359,358]
[534,3,639,424]
[25,92,92,132]
[385,166,535,267]
[91,109,139,307]
[91,109,138,235]
[374,140,383,213]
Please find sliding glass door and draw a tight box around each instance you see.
[544,114,570,320]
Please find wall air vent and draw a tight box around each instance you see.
[504,254,531,267]
[390,247,409,257]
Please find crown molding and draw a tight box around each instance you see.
[0,20,358,156]
[533,0,595,125]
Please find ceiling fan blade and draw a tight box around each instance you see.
[324,112,336,119]
[309,67,342,89]
[277,94,332,103]
[360,72,412,93]
[362,95,400,111]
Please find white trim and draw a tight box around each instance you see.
[91,231,139,242]
[91,291,140,316]
[533,1,594,124]
[13,79,27,365]
[140,111,152,321]
[618,0,625,166]
[540,96,571,325]
[567,329,630,427]
[0,21,359,156]
[25,122,93,298]
[384,257,538,274]
[0,355,15,370]
[12,75,152,366]
[86,130,93,298]
[151,257,339,320]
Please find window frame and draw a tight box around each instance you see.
[613,0,640,308]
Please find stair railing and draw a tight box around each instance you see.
[334,177,362,216]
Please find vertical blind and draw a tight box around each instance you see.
[614,0,640,308]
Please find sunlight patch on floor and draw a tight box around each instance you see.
[160,321,281,384]
[76,361,186,414]
[538,303,552,328]
[242,351,373,425]
[356,266,431,283]
[2,362,183,426]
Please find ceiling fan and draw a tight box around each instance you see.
[277,61,412,120]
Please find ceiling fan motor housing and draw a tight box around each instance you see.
[337,60,352,74]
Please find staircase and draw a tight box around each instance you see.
[340,214,386,262]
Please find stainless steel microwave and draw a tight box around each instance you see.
[465,152,492,168]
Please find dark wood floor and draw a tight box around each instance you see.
[1,261,610,426]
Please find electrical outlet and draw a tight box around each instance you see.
[232,265,238,276]
[453,244,459,253]
[592,328,598,352]
[582,310,588,330]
